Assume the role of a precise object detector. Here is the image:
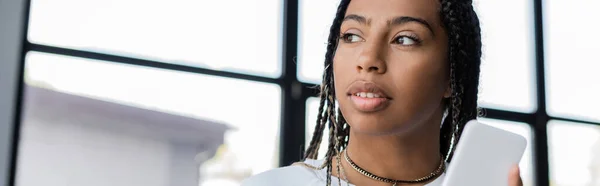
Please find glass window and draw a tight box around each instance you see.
[478,118,535,186]
[544,0,600,122]
[298,0,537,112]
[548,121,600,186]
[27,0,282,78]
[17,52,281,186]
[473,0,537,112]
[297,0,340,84]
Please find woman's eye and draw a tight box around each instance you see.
[342,33,363,43]
[394,36,419,46]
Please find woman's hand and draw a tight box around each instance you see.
[509,165,523,186]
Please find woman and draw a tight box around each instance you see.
[243,0,523,185]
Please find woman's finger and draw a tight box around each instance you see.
[508,165,523,186]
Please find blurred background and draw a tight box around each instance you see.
[1,0,599,186]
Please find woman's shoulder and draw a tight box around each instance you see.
[240,159,327,186]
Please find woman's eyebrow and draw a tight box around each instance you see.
[343,14,435,37]
[389,16,435,37]
[343,14,369,25]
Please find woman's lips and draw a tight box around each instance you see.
[349,92,391,112]
[346,81,392,112]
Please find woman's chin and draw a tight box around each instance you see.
[349,123,414,136]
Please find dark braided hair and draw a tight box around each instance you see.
[302,0,482,185]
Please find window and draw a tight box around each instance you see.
[473,0,537,112]
[8,1,599,186]
[544,0,600,122]
[297,0,340,83]
[16,52,281,186]
[544,0,600,185]
[478,118,535,186]
[28,0,283,77]
[548,121,600,186]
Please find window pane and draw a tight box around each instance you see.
[544,0,600,122]
[28,0,282,78]
[477,118,535,186]
[297,0,340,84]
[298,0,537,112]
[17,52,281,186]
[548,121,600,186]
[305,97,329,160]
[473,0,536,112]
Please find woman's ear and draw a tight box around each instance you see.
[443,81,451,98]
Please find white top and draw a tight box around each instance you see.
[241,159,445,186]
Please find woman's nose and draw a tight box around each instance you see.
[356,42,387,74]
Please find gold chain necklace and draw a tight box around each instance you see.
[337,153,351,186]
[343,150,446,186]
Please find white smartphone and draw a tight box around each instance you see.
[442,120,527,186]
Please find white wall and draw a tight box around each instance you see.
[11,85,235,186]
[15,116,172,186]
[14,111,205,186]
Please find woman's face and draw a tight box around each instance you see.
[334,0,450,135]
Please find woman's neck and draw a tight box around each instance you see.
[334,117,443,186]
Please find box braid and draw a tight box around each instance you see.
[298,0,481,185]
[438,0,482,162]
